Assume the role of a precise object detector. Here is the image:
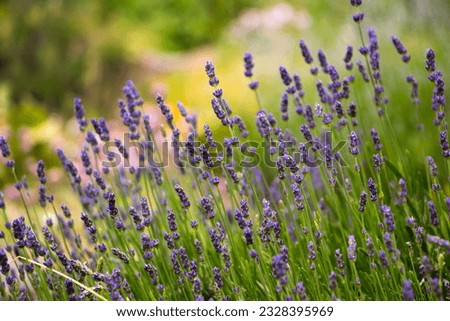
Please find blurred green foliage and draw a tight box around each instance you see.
[0,0,268,115]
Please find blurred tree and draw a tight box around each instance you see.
[0,0,87,112]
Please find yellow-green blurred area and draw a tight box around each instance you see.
[1,0,450,190]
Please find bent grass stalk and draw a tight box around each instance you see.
[17,256,108,301]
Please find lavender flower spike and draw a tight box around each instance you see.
[73,97,88,131]
[347,235,357,260]
[243,52,254,78]
[299,40,313,64]
[428,200,439,227]
[205,61,219,87]
[368,178,378,201]
[402,280,414,301]
[350,0,362,6]
[174,184,191,209]
[425,48,436,72]
[348,131,360,155]
[0,136,11,158]
[391,35,410,62]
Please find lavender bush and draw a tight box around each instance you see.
[0,1,449,301]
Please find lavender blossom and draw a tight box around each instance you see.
[428,200,439,227]
[0,136,11,158]
[12,216,27,240]
[335,249,346,276]
[174,184,190,209]
[279,66,292,86]
[357,60,370,82]
[402,280,414,301]
[353,13,364,23]
[243,226,253,245]
[91,118,110,142]
[0,248,10,275]
[395,178,407,205]
[348,131,359,155]
[243,52,255,78]
[73,98,88,131]
[379,250,388,268]
[343,45,353,70]
[425,48,436,72]
[212,267,223,288]
[205,61,219,87]
[272,253,288,280]
[380,205,395,232]
[347,235,357,260]
[391,35,410,62]
[318,50,329,73]
[328,272,337,291]
[426,156,438,177]
[350,0,362,6]
[156,94,174,129]
[211,98,230,126]
[299,40,313,64]
[199,196,215,219]
[358,191,367,212]
[107,193,119,219]
[440,130,450,157]
[368,178,378,201]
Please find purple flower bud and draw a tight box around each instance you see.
[350,0,362,6]
[174,184,190,209]
[426,48,436,72]
[347,235,357,260]
[318,50,328,73]
[357,60,370,82]
[73,98,88,131]
[279,66,292,86]
[91,118,110,142]
[249,81,259,90]
[199,196,215,219]
[205,61,219,87]
[379,250,388,268]
[328,271,337,290]
[107,193,119,219]
[243,52,255,78]
[299,39,314,64]
[243,226,253,245]
[212,267,223,288]
[428,200,439,227]
[307,241,316,260]
[272,253,288,280]
[166,208,177,232]
[335,249,346,275]
[426,156,438,177]
[368,178,378,201]
[353,12,364,23]
[211,98,230,126]
[391,35,408,57]
[256,110,272,137]
[0,136,11,158]
[440,130,450,157]
[36,160,47,185]
[348,131,360,155]
[111,248,129,263]
[156,94,174,129]
[402,280,414,301]
[209,228,222,253]
[12,216,27,240]
[358,191,367,212]
[380,204,395,233]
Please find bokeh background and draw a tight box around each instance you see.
[1,0,450,191]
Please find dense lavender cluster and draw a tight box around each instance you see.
[0,0,449,302]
